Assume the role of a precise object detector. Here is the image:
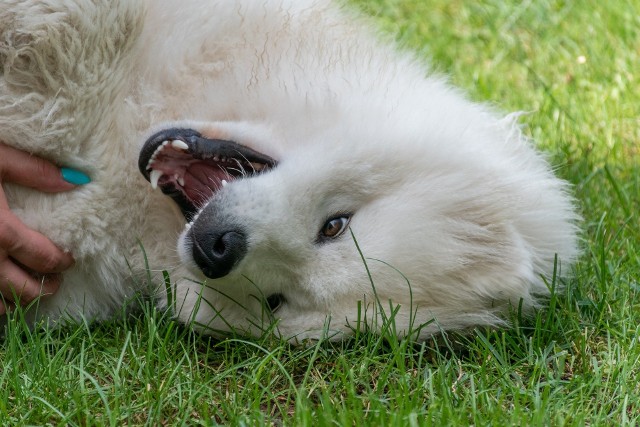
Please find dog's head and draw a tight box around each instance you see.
[138,117,551,342]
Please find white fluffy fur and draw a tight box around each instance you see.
[0,0,578,341]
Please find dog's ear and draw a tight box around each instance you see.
[0,0,145,152]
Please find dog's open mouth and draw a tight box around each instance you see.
[138,128,277,217]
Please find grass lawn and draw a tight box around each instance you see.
[2,0,638,425]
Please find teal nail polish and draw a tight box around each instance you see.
[61,168,91,185]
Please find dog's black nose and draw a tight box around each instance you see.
[190,220,247,279]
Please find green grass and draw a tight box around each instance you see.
[2,0,639,424]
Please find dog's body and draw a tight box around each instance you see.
[0,0,578,340]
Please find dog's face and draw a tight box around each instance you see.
[138,119,440,340]
[139,118,534,341]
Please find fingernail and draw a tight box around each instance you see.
[61,168,91,185]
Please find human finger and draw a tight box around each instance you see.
[0,258,62,306]
[0,142,89,192]
[0,209,75,273]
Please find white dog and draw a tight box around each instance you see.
[0,0,578,341]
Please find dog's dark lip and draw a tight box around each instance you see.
[138,128,277,180]
[138,128,277,218]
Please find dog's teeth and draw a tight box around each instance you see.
[171,140,189,150]
[185,222,192,231]
[150,169,163,189]
[152,144,164,156]
[213,155,219,161]
[177,175,185,186]
[221,179,228,187]
[161,140,169,146]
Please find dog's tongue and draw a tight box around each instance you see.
[182,163,233,206]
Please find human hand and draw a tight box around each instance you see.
[0,142,89,315]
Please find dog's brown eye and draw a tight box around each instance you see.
[320,215,351,239]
